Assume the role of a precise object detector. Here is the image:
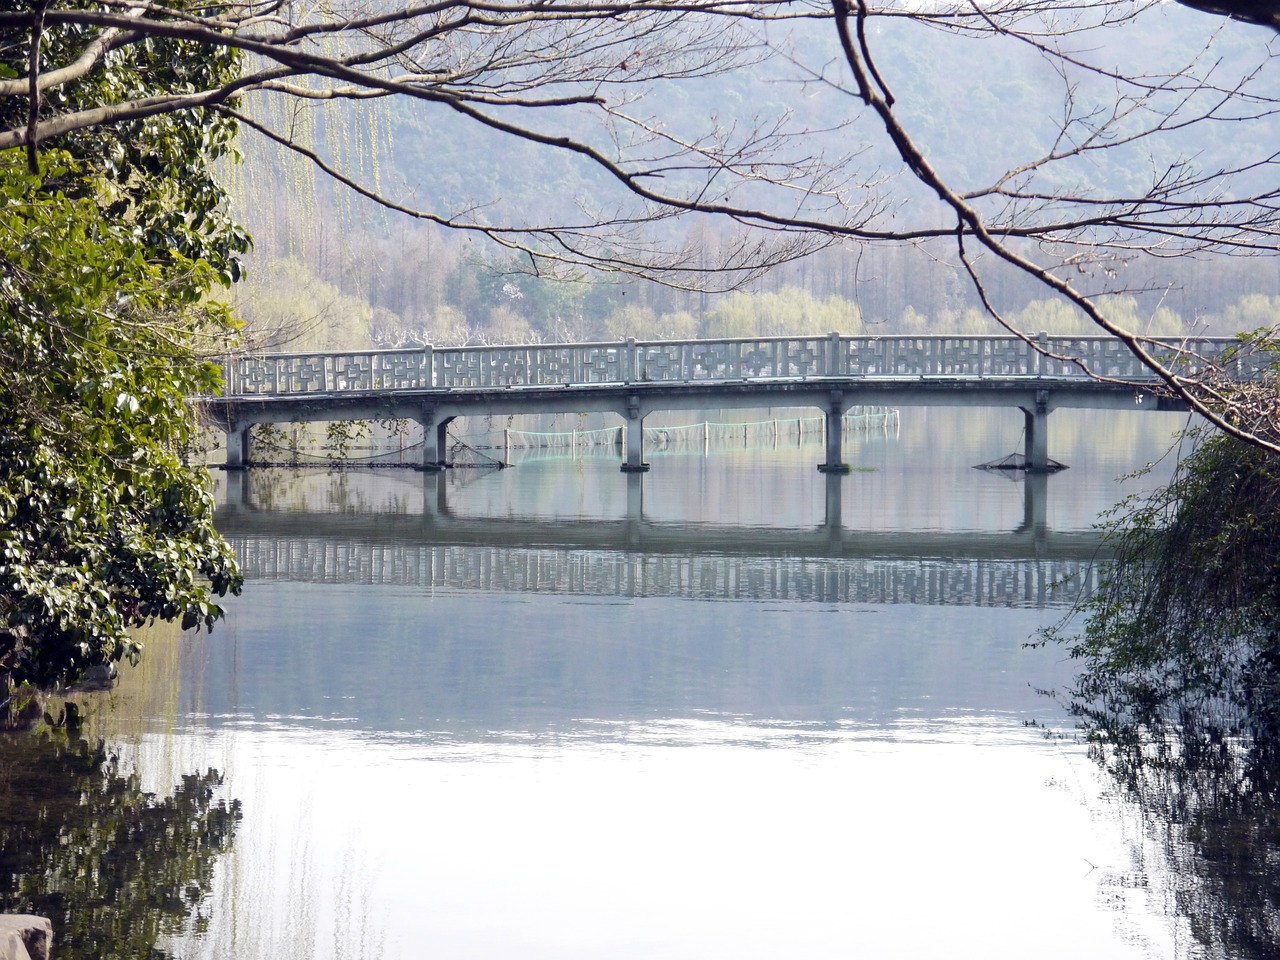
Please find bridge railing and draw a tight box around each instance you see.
[221,348,433,395]
[1037,336,1269,380]
[219,334,1265,396]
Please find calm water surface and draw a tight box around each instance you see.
[6,408,1215,958]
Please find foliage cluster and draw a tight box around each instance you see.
[1064,427,1280,738]
[0,0,253,688]
[0,0,248,278]
[0,150,243,687]
[1046,349,1280,955]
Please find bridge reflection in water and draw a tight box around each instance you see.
[216,471,1103,610]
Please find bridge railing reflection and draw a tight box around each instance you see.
[215,469,1103,610]
[224,534,1099,610]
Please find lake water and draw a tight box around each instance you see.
[2,407,1223,958]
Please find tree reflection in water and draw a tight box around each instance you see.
[0,730,240,960]
[1069,651,1280,957]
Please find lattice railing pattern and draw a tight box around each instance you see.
[331,351,431,390]
[634,337,837,380]
[226,350,431,394]
[845,337,1034,376]
[220,335,1260,395]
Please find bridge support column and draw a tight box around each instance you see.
[1020,390,1051,473]
[621,396,649,473]
[436,421,450,468]
[224,423,251,470]
[817,390,850,474]
[416,408,447,471]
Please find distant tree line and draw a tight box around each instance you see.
[230,220,1280,351]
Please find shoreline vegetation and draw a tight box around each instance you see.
[1044,424,1280,957]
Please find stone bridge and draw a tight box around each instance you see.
[200,333,1257,473]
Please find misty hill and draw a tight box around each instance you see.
[225,4,1280,349]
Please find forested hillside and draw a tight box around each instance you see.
[225,2,1280,350]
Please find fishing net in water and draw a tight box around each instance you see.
[446,433,508,469]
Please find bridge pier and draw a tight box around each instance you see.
[621,396,650,473]
[817,390,851,474]
[416,410,451,471]
[1020,390,1051,473]
[224,423,251,470]
[437,420,451,468]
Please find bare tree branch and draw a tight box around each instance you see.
[24,0,46,173]
[0,3,141,99]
